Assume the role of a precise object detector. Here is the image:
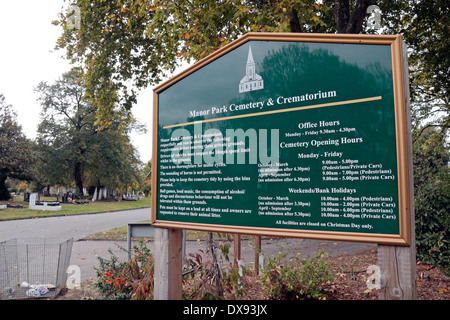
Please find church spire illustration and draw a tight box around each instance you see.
[239,46,264,93]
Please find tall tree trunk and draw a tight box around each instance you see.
[73,161,83,197]
[0,173,10,200]
[287,0,371,34]
[345,0,372,33]
[335,0,372,34]
[289,8,303,33]
[335,0,351,33]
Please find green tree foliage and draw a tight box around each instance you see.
[380,0,449,137]
[54,0,170,131]
[0,94,35,200]
[53,0,448,269]
[141,159,152,196]
[54,1,448,136]
[35,68,143,196]
[53,0,374,129]
[378,0,449,272]
[413,128,449,275]
[86,127,143,193]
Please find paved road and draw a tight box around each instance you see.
[0,208,151,242]
[0,208,376,282]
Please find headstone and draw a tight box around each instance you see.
[29,193,61,211]
[29,193,37,206]
[92,187,97,202]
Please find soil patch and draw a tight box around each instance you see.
[55,249,448,300]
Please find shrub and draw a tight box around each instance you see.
[94,240,154,300]
[414,168,450,276]
[260,250,334,300]
[183,237,247,300]
[413,127,450,276]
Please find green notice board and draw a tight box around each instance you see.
[152,33,412,245]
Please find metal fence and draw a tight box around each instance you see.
[0,238,73,299]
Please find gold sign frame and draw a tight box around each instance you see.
[151,33,413,246]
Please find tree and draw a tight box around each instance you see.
[141,159,152,196]
[379,0,449,139]
[0,94,35,200]
[54,0,377,129]
[54,0,166,131]
[53,0,449,271]
[85,128,143,194]
[35,68,143,197]
[35,68,97,196]
[54,1,448,136]
[413,127,449,275]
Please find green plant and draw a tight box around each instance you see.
[130,241,155,300]
[95,250,132,300]
[183,249,219,300]
[94,240,154,300]
[413,128,450,276]
[260,250,334,300]
[183,237,247,300]
[218,241,248,299]
[415,168,450,276]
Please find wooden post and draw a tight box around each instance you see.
[378,244,416,299]
[254,235,261,274]
[233,234,241,268]
[378,39,416,300]
[154,227,183,300]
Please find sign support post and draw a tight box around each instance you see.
[154,227,183,300]
[254,235,261,274]
[151,33,417,300]
[377,40,416,300]
[233,234,241,267]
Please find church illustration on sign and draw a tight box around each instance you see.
[239,46,264,93]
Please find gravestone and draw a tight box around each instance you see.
[29,193,61,211]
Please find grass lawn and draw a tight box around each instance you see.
[0,196,151,221]
[83,225,220,241]
[84,226,258,242]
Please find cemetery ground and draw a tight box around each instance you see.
[0,196,151,221]
[60,230,449,301]
[0,197,447,300]
[56,250,449,301]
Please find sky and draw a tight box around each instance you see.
[0,0,156,163]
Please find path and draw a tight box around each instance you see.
[0,208,376,282]
[0,208,151,242]
[71,237,376,282]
